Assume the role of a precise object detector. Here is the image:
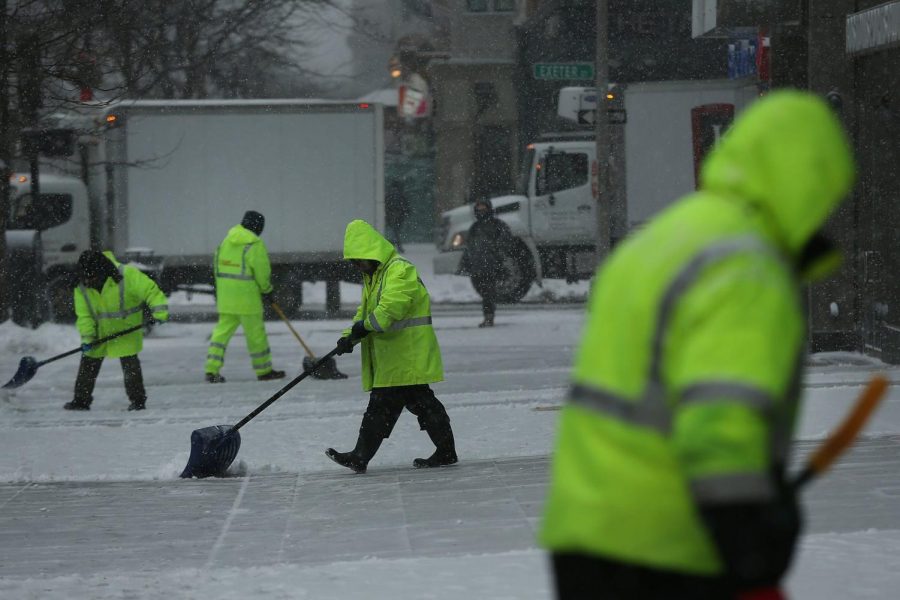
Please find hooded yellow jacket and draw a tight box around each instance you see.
[343,220,443,390]
[214,224,273,315]
[540,91,855,574]
[74,252,169,358]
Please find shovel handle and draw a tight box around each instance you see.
[231,346,341,433]
[271,302,317,359]
[794,375,889,488]
[39,323,146,367]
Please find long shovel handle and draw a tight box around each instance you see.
[271,302,317,359]
[37,323,145,368]
[793,375,889,489]
[231,346,341,433]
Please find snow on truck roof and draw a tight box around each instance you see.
[102,98,380,113]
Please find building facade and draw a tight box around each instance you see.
[694,0,900,362]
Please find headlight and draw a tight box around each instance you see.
[451,232,465,249]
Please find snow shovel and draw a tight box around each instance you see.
[270,301,347,380]
[180,345,342,478]
[2,324,145,389]
[793,374,889,489]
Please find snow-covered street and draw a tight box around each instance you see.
[1,246,899,598]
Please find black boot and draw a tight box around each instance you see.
[326,428,384,474]
[64,400,91,411]
[325,449,368,473]
[258,369,286,381]
[414,423,458,468]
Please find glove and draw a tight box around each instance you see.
[350,320,370,340]
[335,336,355,356]
[148,317,166,325]
[700,483,801,590]
[81,343,92,353]
[261,291,274,305]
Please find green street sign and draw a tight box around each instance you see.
[533,62,595,80]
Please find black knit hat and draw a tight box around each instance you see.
[77,250,117,286]
[241,210,265,235]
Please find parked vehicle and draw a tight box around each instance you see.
[434,79,758,302]
[9,99,385,319]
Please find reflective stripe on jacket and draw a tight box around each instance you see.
[214,225,273,315]
[343,220,443,390]
[539,91,856,575]
[74,251,169,358]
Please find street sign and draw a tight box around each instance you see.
[576,109,627,126]
[533,62,595,80]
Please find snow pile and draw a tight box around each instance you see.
[0,320,79,357]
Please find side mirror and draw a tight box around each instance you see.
[18,193,73,231]
[535,158,548,196]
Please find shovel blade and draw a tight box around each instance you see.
[2,356,39,389]
[303,355,348,380]
[179,425,242,479]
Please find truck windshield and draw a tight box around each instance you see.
[9,193,73,231]
[515,148,535,195]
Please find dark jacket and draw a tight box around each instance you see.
[461,211,513,278]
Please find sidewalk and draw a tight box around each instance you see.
[0,457,548,578]
[4,437,900,580]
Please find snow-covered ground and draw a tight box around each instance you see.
[1,244,898,598]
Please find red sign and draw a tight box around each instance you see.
[691,104,735,189]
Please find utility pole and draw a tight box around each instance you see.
[594,0,610,263]
[0,0,10,322]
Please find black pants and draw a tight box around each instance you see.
[552,553,734,600]
[361,384,451,440]
[73,355,147,408]
[471,273,497,318]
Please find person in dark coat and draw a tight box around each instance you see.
[460,198,513,327]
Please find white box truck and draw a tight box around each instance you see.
[11,99,384,319]
[434,79,758,302]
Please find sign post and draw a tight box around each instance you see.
[594,1,610,262]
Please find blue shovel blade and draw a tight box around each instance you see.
[2,357,39,389]
[179,425,242,479]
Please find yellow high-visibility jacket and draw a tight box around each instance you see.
[343,220,443,391]
[540,91,855,575]
[214,225,273,315]
[75,252,169,358]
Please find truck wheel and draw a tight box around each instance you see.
[494,240,535,304]
[272,285,303,318]
[48,273,76,323]
[269,269,303,318]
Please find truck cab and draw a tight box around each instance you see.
[435,79,758,303]
[7,173,93,319]
[434,138,600,303]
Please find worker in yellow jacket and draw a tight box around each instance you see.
[65,250,169,411]
[326,220,455,473]
[540,91,855,599]
[204,211,285,383]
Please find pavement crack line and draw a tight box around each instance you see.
[0,482,33,510]
[278,471,304,563]
[206,475,251,569]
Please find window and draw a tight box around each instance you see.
[536,152,588,196]
[466,0,515,13]
[10,193,73,231]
